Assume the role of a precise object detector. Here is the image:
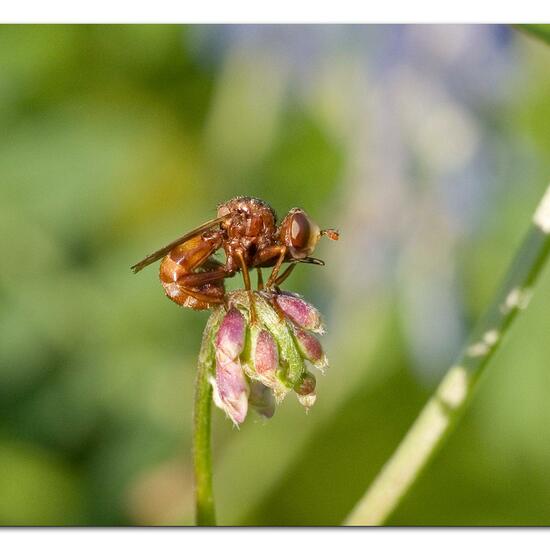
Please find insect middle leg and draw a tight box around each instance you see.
[256,268,264,290]
[235,250,257,323]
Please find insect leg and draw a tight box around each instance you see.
[160,232,229,309]
[176,284,225,305]
[235,249,257,323]
[273,263,296,287]
[176,267,235,306]
[164,267,231,309]
[265,246,288,288]
[256,268,264,290]
[175,267,231,288]
[273,256,325,288]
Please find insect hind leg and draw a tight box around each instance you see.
[164,265,230,310]
[160,233,229,310]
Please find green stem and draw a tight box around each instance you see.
[345,185,550,526]
[193,307,224,526]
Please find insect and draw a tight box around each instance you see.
[131,196,339,310]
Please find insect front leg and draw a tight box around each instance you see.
[252,244,288,289]
[272,263,296,288]
[273,257,325,289]
[264,246,288,288]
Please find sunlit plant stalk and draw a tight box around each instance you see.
[193,307,224,526]
[345,184,550,526]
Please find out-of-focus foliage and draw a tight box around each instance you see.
[517,24,550,47]
[1,24,550,525]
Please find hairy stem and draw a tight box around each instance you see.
[345,184,550,526]
[193,307,224,526]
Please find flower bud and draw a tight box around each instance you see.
[248,381,276,419]
[216,307,246,360]
[213,307,249,425]
[292,327,328,372]
[275,292,324,333]
[254,329,279,382]
[212,352,249,425]
[294,371,316,396]
[294,372,317,411]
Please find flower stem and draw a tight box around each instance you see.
[345,184,550,526]
[193,307,224,526]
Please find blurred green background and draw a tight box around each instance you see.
[1,24,550,525]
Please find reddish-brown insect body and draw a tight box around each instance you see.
[131,196,339,310]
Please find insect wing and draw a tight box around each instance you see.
[131,215,228,273]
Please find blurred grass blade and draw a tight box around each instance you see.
[345,183,550,526]
[515,24,550,46]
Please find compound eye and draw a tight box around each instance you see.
[290,212,312,251]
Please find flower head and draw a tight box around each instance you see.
[205,289,329,425]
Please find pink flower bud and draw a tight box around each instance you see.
[213,361,248,424]
[254,329,279,384]
[248,381,276,419]
[275,293,324,333]
[292,327,328,372]
[212,307,250,424]
[216,307,246,360]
